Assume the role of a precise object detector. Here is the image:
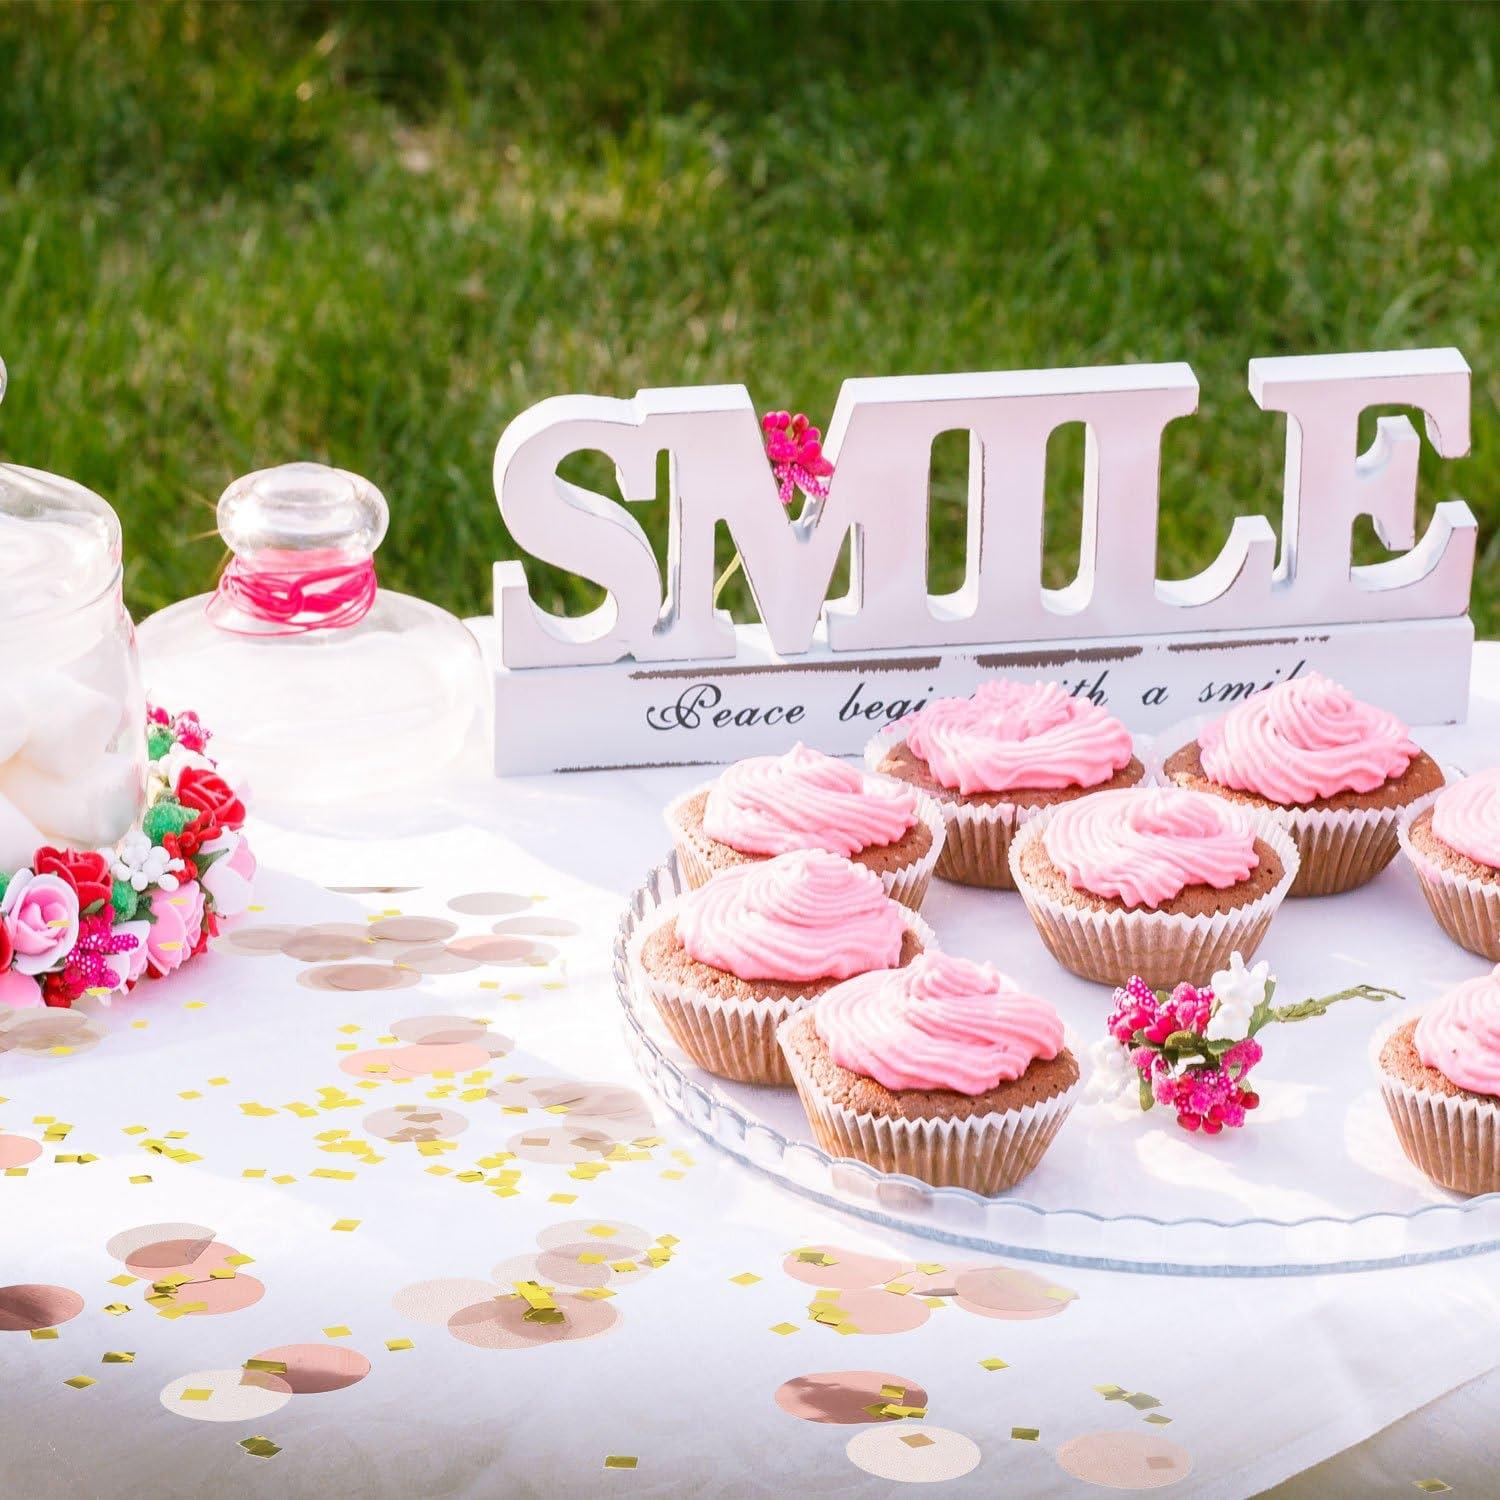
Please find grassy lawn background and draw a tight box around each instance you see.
[0,1,1494,631]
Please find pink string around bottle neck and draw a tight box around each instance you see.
[209,547,378,636]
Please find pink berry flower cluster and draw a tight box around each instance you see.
[1099,968,1398,1138]
[762,410,834,506]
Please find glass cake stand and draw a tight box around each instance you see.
[614,854,1500,1277]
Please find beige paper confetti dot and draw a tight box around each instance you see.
[160,1369,291,1423]
[846,1425,981,1483]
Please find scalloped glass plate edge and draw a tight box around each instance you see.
[613,855,1500,1278]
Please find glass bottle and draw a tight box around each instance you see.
[137,461,483,802]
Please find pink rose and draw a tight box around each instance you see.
[0,969,43,1009]
[1,869,80,975]
[146,880,204,976]
[199,830,257,919]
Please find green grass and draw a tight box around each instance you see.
[0,1,1494,632]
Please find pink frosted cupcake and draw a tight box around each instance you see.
[1009,786,1298,987]
[1400,769,1500,960]
[1161,674,1443,896]
[629,848,934,1086]
[1378,968,1500,1196]
[777,951,1079,1194]
[865,680,1143,889]
[666,742,944,911]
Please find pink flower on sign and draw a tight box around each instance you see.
[0,969,43,1009]
[762,410,834,506]
[145,880,205,976]
[1,869,80,976]
[199,830,257,918]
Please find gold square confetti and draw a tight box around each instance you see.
[914,1262,944,1275]
[271,1174,296,1185]
[180,1388,213,1402]
[603,1456,638,1471]
[330,1219,361,1232]
[979,1358,1009,1371]
[1143,1414,1173,1426]
[101,1352,134,1364]
[1414,1484,1452,1495]
[769,1323,799,1336]
[129,1175,152,1184]
[1094,1383,1128,1400]
[548,1193,577,1205]
[878,1384,906,1400]
[63,1376,96,1390]
[901,1433,934,1450]
[245,1358,288,1374]
[239,1437,281,1459]
[1011,1427,1040,1441]
[729,1273,761,1286]
[385,1338,413,1352]
[1125,1392,1161,1411]
[103,1303,130,1316]
[30,1328,58,1341]
[323,1325,351,1338]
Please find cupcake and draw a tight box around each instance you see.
[666,742,943,911]
[1377,968,1500,1196]
[865,679,1144,889]
[1400,769,1500,960]
[777,950,1078,1194]
[630,848,932,1087]
[1008,786,1298,987]
[1160,673,1443,897]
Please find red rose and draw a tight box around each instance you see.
[32,846,113,912]
[42,970,81,1008]
[176,768,246,841]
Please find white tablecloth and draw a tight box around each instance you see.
[4,648,1500,1498]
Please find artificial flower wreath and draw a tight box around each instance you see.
[0,708,253,1010]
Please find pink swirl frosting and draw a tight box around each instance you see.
[1198,673,1418,804]
[1430,769,1500,871]
[674,848,906,984]
[1415,967,1500,1097]
[1042,788,1260,909]
[703,742,918,857]
[901,679,1132,795]
[813,951,1065,1095]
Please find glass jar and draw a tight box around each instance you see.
[0,359,147,868]
[137,461,483,803]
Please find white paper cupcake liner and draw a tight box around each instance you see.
[1007,808,1300,988]
[1398,801,1500,961]
[662,778,946,913]
[863,721,1150,891]
[1151,719,1447,898]
[777,1016,1079,1195]
[1369,1012,1500,1197]
[627,900,936,1088]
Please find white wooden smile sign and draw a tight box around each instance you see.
[481,347,1474,774]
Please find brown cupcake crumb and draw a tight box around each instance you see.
[638,916,922,1005]
[671,788,934,878]
[780,1009,1078,1122]
[1016,827,1284,917]
[1163,739,1444,814]
[1406,805,1500,886]
[1380,1017,1500,1104]
[876,741,1145,809]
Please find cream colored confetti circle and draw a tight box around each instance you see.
[535,1219,654,1255]
[391,1277,505,1326]
[846,1425,981,1483]
[106,1222,216,1263]
[159,1368,292,1423]
[1054,1431,1193,1489]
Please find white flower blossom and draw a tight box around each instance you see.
[1085,1035,1138,1104]
[1205,951,1272,1042]
[107,829,184,894]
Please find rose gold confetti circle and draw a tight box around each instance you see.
[369,916,459,945]
[250,1343,371,1394]
[891,1263,978,1297]
[159,1368,292,1422]
[775,1371,931,1425]
[363,1105,470,1142]
[815,1288,931,1336]
[506,1126,616,1164]
[178,1274,265,1316]
[0,1010,102,1054]
[387,1015,502,1048]
[448,892,531,917]
[106,1222,216,1263]
[781,1245,908,1290]
[392,1277,504,1326]
[218,923,301,954]
[0,1284,84,1331]
[846,1425,981,1483]
[392,946,481,976]
[535,1219,654,1255]
[125,1239,243,1279]
[281,929,373,962]
[298,963,420,993]
[338,1041,491,1079]
[545,1242,653,1288]
[0,1135,42,1168]
[953,1266,1077,1319]
[1055,1431,1193,1489]
[527,1081,652,1132]
[492,915,580,938]
[445,935,546,965]
[447,1291,619,1350]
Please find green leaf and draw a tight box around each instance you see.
[1138,1075,1155,1112]
[1268,984,1402,1026]
[1163,1030,1202,1052]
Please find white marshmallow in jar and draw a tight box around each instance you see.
[0,358,147,867]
